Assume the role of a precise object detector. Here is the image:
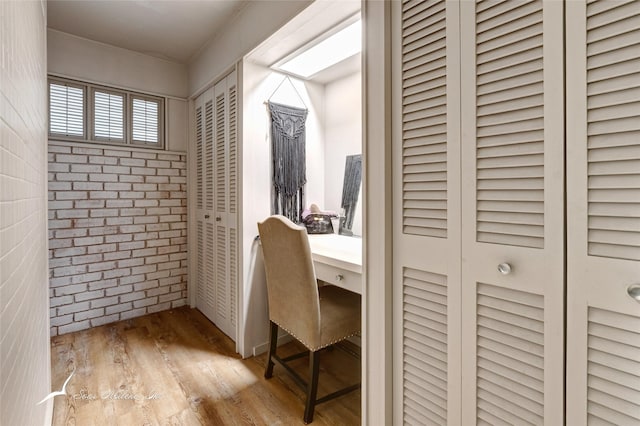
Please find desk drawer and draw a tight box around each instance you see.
[315,262,361,295]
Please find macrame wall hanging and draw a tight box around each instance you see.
[267,94,308,223]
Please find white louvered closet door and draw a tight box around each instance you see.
[212,70,238,341]
[566,1,640,424]
[195,88,216,322]
[460,1,564,424]
[392,1,462,424]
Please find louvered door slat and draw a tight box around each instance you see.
[402,0,447,239]
[196,106,203,209]
[215,93,226,213]
[586,0,640,261]
[402,267,448,425]
[205,101,214,211]
[205,223,215,308]
[475,0,545,249]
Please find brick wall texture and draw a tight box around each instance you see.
[48,141,188,336]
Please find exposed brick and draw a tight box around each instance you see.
[158,261,180,271]
[74,236,104,246]
[89,155,118,165]
[89,191,118,199]
[89,226,119,236]
[133,216,158,224]
[74,289,105,302]
[147,270,170,280]
[103,165,130,174]
[132,265,156,275]
[148,302,171,314]
[134,232,158,241]
[119,175,145,183]
[106,234,133,243]
[120,308,147,320]
[58,320,91,335]
[91,314,120,327]
[106,217,133,226]
[106,199,134,208]
[90,209,118,218]
[87,243,117,254]
[131,167,155,176]
[117,258,144,268]
[106,303,132,315]
[49,145,72,154]
[57,190,88,200]
[76,200,105,208]
[72,254,103,265]
[134,281,159,291]
[50,314,74,327]
[103,268,131,279]
[74,308,104,321]
[119,224,145,233]
[57,209,89,219]
[119,191,145,199]
[54,283,88,296]
[104,149,131,157]
[71,164,102,173]
[145,176,169,184]
[57,301,90,315]
[72,146,103,155]
[131,151,156,159]
[88,261,116,272]
[51,295,73,308]
[54,247,86,258]
[104,183,132,191]
[88,279,117,291]
[72,218,105,228]
[120,291,146,303]
[49,182,72,191]
[157,153,180,161]
[54,265,87,277]
[72,272,103,284]
[134,199,158,207]
[103,251,131,261]
[119,275,145,286]
[90,296,118,309]
[159,293,181,304]
[73,182,103,191]
[105,285,133,297]
[118,241,145,251]
[57,154,88,163]
[49,219,72,229]
[89,173,118,182]
[134,297,158,308]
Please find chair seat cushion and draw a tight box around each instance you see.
[317,285,361,350]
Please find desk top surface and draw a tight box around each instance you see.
[307,234,362,274]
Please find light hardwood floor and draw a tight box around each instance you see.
[50,307,360,425]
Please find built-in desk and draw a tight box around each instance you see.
[307,234,362,295]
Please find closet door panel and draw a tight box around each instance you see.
[212,71,238,341]
[392,1,461,424]
[461,1,564,424]
[195,88,216,322]
[567,1,640,424]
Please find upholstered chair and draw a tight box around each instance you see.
[257,215,361,423]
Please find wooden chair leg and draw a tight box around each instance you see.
[303,350,320,424]
[265,321,278,379]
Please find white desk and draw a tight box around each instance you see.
[307,234,362,295]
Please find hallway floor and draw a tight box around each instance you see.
[50,307,360,425]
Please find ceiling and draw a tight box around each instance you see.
[47,0,248,64]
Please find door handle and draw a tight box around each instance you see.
[204,214,210,219]
[627,284,640,302]
[216,216,222,222]
[497,263,512,275]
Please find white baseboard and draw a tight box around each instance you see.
[252,333,293,356]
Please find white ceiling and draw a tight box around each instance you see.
[47,0,248,64]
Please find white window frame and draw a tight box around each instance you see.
[48,78,87,141]
[130,93,165,148]
[91,86,127,143]
[48,76,165,150]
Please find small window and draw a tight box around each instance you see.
[48,77,165,150]
[132,96,162,146]
[49,81,85,138]
[93,89,124,141]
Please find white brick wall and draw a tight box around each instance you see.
[48,141,188,336]
[1,1,52,425]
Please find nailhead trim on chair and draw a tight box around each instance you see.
[273,321,360,352]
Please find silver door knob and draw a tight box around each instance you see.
[497,263,512,275]
[335,274,344,282]
[627,284,640,302]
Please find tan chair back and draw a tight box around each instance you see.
[258,215,321,349]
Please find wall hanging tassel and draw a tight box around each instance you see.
[268,101,308,222]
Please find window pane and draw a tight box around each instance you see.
[94,90,124,140]
[132,98,159,143]
[49,83,84,137]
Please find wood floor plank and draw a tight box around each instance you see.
[50,307,360,426]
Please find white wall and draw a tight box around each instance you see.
[324,71,362,235]
[240,60,325,356]
[189,0,312,97]
[48,29,188,98]
[0,1,53,425]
